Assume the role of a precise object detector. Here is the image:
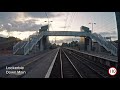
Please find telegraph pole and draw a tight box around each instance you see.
[115,12,120,78]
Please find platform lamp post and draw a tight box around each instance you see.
[89,22,96,33]
[89,22,96,50]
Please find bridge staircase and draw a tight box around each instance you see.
[13,31,44,55]
[89,33,117,56]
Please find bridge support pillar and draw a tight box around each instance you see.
[80,37,85,51]
[38,25,49,51]
[88,37,92,52]
[39,38,44,51]
[39,36,49,51]
[43,36,49,50]
[85,37,92,52]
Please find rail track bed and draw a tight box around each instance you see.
[49,48,112,78]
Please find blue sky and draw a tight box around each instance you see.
[0,12,118,44]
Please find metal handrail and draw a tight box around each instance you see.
[13,31,39,54]
[90,33,117,56]
[24,31,44,55]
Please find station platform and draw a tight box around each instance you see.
[80,51,118,62]
[22,48,59,78]
[65,47,118,63]
[0,55,33,68]
[0,48,59,78]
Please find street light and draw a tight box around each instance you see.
[89,22,96,33]
[44,21,53,25]
[44,20,53,29]
[44,21,53,23]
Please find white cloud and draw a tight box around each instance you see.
[0,12,118,42]
[0,30,9,37]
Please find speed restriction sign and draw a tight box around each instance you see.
[108,67,117,76]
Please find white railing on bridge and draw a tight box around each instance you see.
[13,31,39,54]
[24,31,44,55]
[13,41,27,54]
[13,30,117,56]
[90,33,117,56]
[13,42,21,54]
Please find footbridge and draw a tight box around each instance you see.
[13,25,117,56]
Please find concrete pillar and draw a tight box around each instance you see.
[88,38,92,51]
[38,25,49,51]
[40,38,44,51]
[42,36,49,50]
[38,36,49,51]
[85,37,92,52]
[79,37,85,51]
[45,36,49,50]
[45,36,48,49]
[85,37,88,51]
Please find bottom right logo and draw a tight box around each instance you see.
[108,67,117,76]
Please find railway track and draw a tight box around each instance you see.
[65,48,110,70]
[72,52,109,77]
[49,48,111,78]
[0,47,112,78]
[49,48,83,78]
[64,48,111,78]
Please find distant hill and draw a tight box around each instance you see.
[0,37,21,50]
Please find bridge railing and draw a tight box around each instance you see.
[91,33,108,50]
[13,42,21,54]
[97,34,117,50]
[13,31,40,54]
[13,41,28,54]
[110,41,118,48]
[91,33,117,56]
[24,31,44,55]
